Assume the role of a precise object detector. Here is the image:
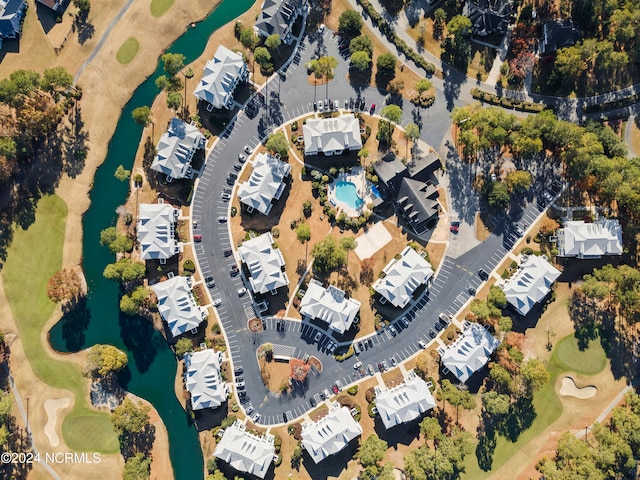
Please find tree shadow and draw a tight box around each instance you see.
[496,396,536,442]
[121,423,156,460]
[442,64,465,112]
[64,106,88,178]
[475,422,497,472]
[118,311,161,374]
[75,11,95,45]
[48,296,91,352]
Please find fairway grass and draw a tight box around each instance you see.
[150,0,174,17]
[552,333,607,376]
[1,195,119,453]
[116,38,140,64]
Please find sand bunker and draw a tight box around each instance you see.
[559,376,597,399]
[44,397,71,447]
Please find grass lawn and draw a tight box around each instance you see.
[1,195,119,453]
[116,38,140,64]
[150,0,174,17]
[552,333,607,376]
[462,331,607,478]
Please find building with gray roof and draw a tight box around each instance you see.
[502,255,561,316]
[237,153,291,215]
[184,349,227,411]
[151,118,205,182]
[299,279,360,334]
[254,0,305,45]
[556,219,622,259]
[375,371,436,429]
[151,276,206,338]
[137,203,179,262]
[238,232,289,295]
[301,402,362,463]
[194,45,248,110]
[214,420,275,478]
[303,114,362,156]
[441,322,500,383]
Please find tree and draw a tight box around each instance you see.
[87,344,128,377]
[521,359,550,394]
[504,170,532,193]
[415,78,433,94]
[312,236,346,272]
[488,286,507,309]
[73,0,90,14]
[296,223,311,263]
[487,181,510,208]
[265,132,289,158]
[100,226,118,247]
[433,8,447,40]
[240,28,260,50]
[115,165,131,182]
[357,434,388,478]
[420,417,443,441]
[349,35,373,56]
[482,391,510,416]
[132,106,152,127]
[291,445,303,469]
[289,358,311,381]
[377,119,394,146]
[103,258,146,283]
[174,338,193,357]
[47,268,83,304]
[111,398,150,437]
[339,9,363,37]
[302,200,313,217]
[444,15,472,69]
[161,53,186,77]
[167,92,182,111]
[265,34,282,52]
[350,51,371,71]
[380,104,402,125]
[387,79,405,96]
[415,351,435,378]
[340,236,357,272]
[254,47,271,67]
[40,66,73,95]
[123,453,151,480]
[376,53,397,74]
[403,122,420,158]
[120,286,149,315]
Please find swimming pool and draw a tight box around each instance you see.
[335,181,364,209]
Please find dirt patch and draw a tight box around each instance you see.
[381,368,404,388]
[261,358,292,394]
[475,212,492,241]
[248,318,263,332]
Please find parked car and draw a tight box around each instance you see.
[228,171,238,180]
[514,225,524,237]
[193,234,202,242]
[205,276,215,288]
[236,382,245,389]
[234,367,243,375]
[450,225,459,234]
[429,329,436,338]
[401,316,409,327]
[233,163,242,172]
[468,285,477,295]
[418,340,427,349]
[353,362,363,370]
[389,325,397,336]
[237,287,247,296]
[230,265,240,276]
[344,99,349,109]
[238,391,246,398]
[317,101,323,112]
[243,145,253,154]
[335,380,343,391]
[238,154,246,163]
[478,268,489,280]
[226,178,235,185]
[332,384,339,394]
[246,405,254,415]
[334,99,339,110]
[435,322,444,331]
[314,332,322,342]
[367,364,375,375]
[252,412,260,422]
[309,396,317,407]
[236,376,244,383]
[212,299,222,307]
[378,362,384,372]
[382,360,388,371]
[390,356,396,367]
[438,313,451,325]
[313,101,318,112]
[218,216,227,222]
[358,341,364,351]
[543,191,553,201]
[353,342,360,354]
[324,99,329,109]
[367,338,373,348]
[221,192,231,201]
[369,103,376,114]
[319,390,326,400]
[303,353,310,363]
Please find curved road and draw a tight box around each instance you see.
[191,26,561,426]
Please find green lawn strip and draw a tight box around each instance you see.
[116,37,139,64]
[552,333,607,376]
[463,332,606,478]
[1,195,118,453]
[150,0,174,17]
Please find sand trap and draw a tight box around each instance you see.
[354,223,392,260]
[44,397,71,447]
[559,376,597,399]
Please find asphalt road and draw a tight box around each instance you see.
[191,27,562,425]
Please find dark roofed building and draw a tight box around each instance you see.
[466,0,511,40]
[254,0,306,45]
[0,0,27,45]
[373,151,442,235]
[397,178,439,234]
[541,19,581,55]
[36,0,62,11]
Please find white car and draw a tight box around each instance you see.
[243,145,253,154]
[218,216,227,222]
[314,332,322,342]
[237,287,247,296]
[334,99,339,110]
[317,102,324,112]
[212,299,222,307]
[236,382,245,389]
[418,340,427,349]
[353,362,362,370]
[318,23,325,34]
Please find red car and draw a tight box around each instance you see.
[332,384,339,394]
[369,103,376,114]
[193,235,202,242]
[450,226,459,234]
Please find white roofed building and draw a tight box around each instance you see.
[441,322,500,383]
[254,0,306,45]
[151,276,206,338]
[214,420,275,479]
[557,219,623,258]
[194,45,249,110]
[151,118,205,181]
[184,349,227,410]
[502,255,561,316]
[375,371,436,429]
[238,233,289,295]
[372,246,434,308]
[299,279,360,334]
[301,402,362,463]
[137,203,179,262]
[303,114,362,156]
[237,153,291,215]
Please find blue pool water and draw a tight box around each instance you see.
[335,181,364,209]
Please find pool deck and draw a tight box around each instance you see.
[328,168,376,217]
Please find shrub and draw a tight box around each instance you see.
[347,385,359,395]
[368,401,377,417]
[274,454,282,467]
[183,259,196,273]
[365,387,376,403]
[521,247,534,255]
[211,323,221,334]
